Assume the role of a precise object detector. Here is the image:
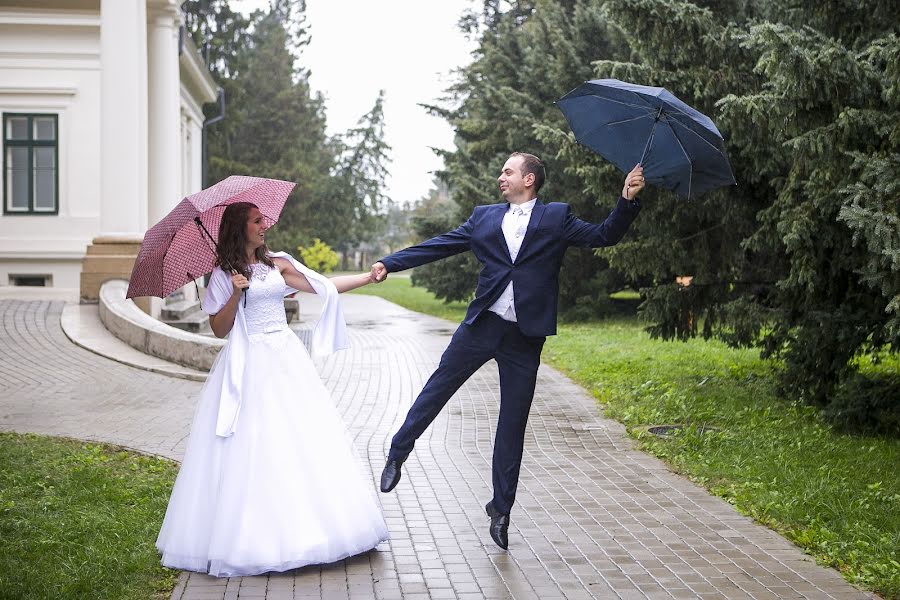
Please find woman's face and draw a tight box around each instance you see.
[245,207,267,250]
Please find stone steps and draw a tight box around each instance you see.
[160,293,214,336]
[160,299,202,321]
[163,310,214,336]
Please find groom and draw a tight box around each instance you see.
[372,152,644,549]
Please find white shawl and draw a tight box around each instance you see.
[202,252,349,437]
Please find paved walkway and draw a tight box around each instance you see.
[0,295,877,600]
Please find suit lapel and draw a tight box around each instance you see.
[516,200,545,262]
[494,203,511,261]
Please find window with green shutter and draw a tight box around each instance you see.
[3,113,59,215]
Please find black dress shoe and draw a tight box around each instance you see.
[485,501,510,550]
[380,457,405,492]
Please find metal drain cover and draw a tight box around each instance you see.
[572,423,606,431]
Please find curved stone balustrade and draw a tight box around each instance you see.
[98,279,223,371]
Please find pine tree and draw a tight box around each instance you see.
[573,0,899,412]
[327,91,393,268]
[420,0,634,315]
[185,1,338,254]
[432,0,899,422]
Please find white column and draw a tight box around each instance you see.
[99,0,148,235]
[147,3,182,228]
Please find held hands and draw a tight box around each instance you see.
[230,270,249,295]
[370,262,388,283]
[622,164,646,201]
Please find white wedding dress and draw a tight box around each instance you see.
[156,261,389,577]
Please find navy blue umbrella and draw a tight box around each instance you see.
[556,79,736,199]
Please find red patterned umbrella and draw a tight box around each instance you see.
[126,176,296,299]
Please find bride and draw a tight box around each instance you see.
[156,201,389,577]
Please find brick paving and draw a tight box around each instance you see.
[0,297,877,599]
[0,300,198,458]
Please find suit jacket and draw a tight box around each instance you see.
[380,196,641,337]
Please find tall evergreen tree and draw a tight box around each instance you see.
[327,91,393,268]
[430,0,899,420]
[420,0,633,313]
[578,0,900,409]
[184,1,335,254]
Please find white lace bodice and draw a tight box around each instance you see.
[243,262,289,335]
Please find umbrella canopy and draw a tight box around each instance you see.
[126,175,296,299]
[556,79,736,199]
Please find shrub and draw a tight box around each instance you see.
[298,238,338,273]
[825,374,900,436]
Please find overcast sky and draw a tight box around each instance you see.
[232,0,478,205]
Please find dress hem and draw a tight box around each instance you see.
[159,531,390,578]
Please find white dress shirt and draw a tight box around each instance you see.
[488,198,537,322]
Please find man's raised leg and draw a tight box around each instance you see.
[381,319,494,492]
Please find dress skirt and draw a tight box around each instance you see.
[156,327,389,577]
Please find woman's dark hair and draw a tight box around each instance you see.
[216,202,274,278]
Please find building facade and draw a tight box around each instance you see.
[0,0,218,293]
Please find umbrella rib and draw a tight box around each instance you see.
[157,220,216,293]
[661,103,720,135]
[667,117,732,162]
[606,113,655,127]
[625,89,660,111]
[665,122,695,199]
[584,93,656,113]
[664,109,725,145]
[639,117,662,166]
[660,103,699,121]
[150,228,186,297]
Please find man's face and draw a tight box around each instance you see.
[498,156,533,201]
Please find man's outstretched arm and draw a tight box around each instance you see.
[372,215,475,281]
[565,164,644,248]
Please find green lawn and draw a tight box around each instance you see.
[355,278,900,599]
[0,433,179,600]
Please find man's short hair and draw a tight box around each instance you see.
[509,152,546,193]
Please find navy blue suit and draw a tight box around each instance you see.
[381,196,640,514]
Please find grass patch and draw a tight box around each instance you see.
[355,277,900,598]
[609,288,640,300]
[0,432,179,600]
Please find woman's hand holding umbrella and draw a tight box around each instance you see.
[229,270,250,296]
[208,269,252,339]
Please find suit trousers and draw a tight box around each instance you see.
[389,311,545,515]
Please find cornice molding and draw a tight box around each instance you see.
[0,86,78,96]
[0,9,100,28]
[179,35,218,105]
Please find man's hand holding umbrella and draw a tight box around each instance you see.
[623,164,645,201]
